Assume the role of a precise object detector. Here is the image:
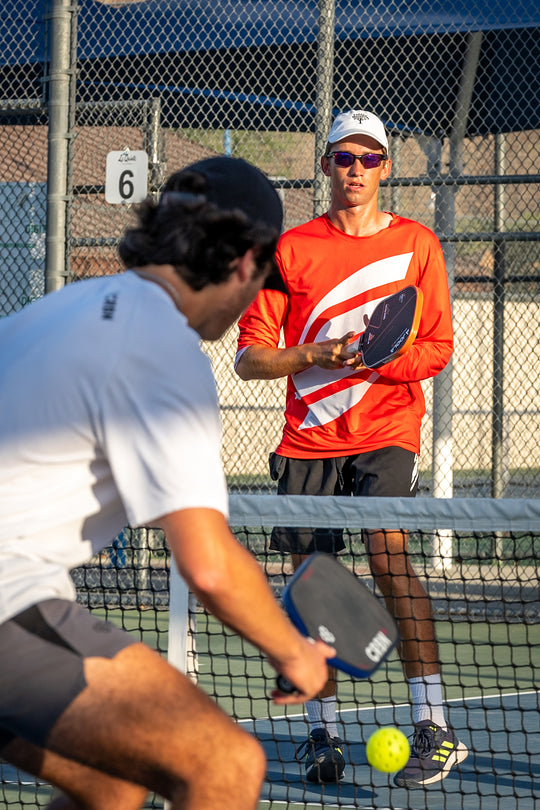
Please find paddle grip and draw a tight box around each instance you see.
[276,674,298,694]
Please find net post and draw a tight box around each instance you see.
[432,528,454,572]
[164,563,190,810]
[168,561,190,672]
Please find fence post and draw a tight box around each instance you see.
[423,136,454,569]
[45,0,77,292]
[312,0,335,218]
[145,97,165,197]
[492,133,507,499]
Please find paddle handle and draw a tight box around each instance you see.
[276,674,298,694]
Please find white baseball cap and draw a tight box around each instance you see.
[327,110,388,152]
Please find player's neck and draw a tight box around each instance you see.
[328,206,392,238]
[130,266,184,313]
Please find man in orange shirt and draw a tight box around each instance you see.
[236,111,468,789]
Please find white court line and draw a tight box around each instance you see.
[239,688,539,725]
[0,776,48,785]
[260,803,409,809]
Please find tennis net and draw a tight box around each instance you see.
[229,495,540,810]
[2,495,539,810]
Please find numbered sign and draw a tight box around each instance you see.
[105,150,148,204]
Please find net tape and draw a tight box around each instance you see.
[229,494,540,532]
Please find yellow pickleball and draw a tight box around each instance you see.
[366,727,410,773]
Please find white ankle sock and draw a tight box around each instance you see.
[408,674,447,728]
[306,696,339,738]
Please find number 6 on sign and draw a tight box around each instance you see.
[105,150,148,204]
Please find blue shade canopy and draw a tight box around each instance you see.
[79,0,540,58]
[1,0,539,135]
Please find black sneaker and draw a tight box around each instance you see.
[296,728,346,783]
[394,720,468,788]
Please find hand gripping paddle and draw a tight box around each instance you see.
[276,553,399,693]
[359,285,423,368]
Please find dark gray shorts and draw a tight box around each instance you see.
[0,599,136,751]
[269,446,419,554]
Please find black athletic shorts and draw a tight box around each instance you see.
[0,599,136,751]
[269,446,419,554]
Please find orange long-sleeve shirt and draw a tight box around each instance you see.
[237,213,453,458]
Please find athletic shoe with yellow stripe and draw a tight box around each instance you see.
[296,728,346,783]
[394,720,468,788]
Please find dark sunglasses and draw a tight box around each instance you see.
[325,151,388,169]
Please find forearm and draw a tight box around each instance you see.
[235,344,314,380]
[236,333,359,380]
[160,508,303,667]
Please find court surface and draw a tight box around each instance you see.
[245,691,540,810]
[2,609,538,810]
[4,692,537,810]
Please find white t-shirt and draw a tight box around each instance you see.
[0,271,228,622]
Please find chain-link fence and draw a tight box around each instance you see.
[1,0,539,497]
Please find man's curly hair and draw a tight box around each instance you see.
[118,168,280,290]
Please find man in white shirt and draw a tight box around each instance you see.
[0,156,333,810]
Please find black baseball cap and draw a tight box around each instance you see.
[166,156,286,292]
[187,156,283,233]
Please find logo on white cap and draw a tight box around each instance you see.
[327,110,389,152]
[351,112,370,124]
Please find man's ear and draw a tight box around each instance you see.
[321,154,331,177]
[234,248,256,282]
[381,156,392,181]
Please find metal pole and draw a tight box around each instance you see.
[448,32,483,166]
[145,98,165,196]
[45,0,76,292]
[389,133,402,213]
[312,0,335,218]
[430,31,482,569]
[427,136,454,504]
[419,134,454,570]
[432,31,483,498]
[492,133,507,499]
[431,137,455,508]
